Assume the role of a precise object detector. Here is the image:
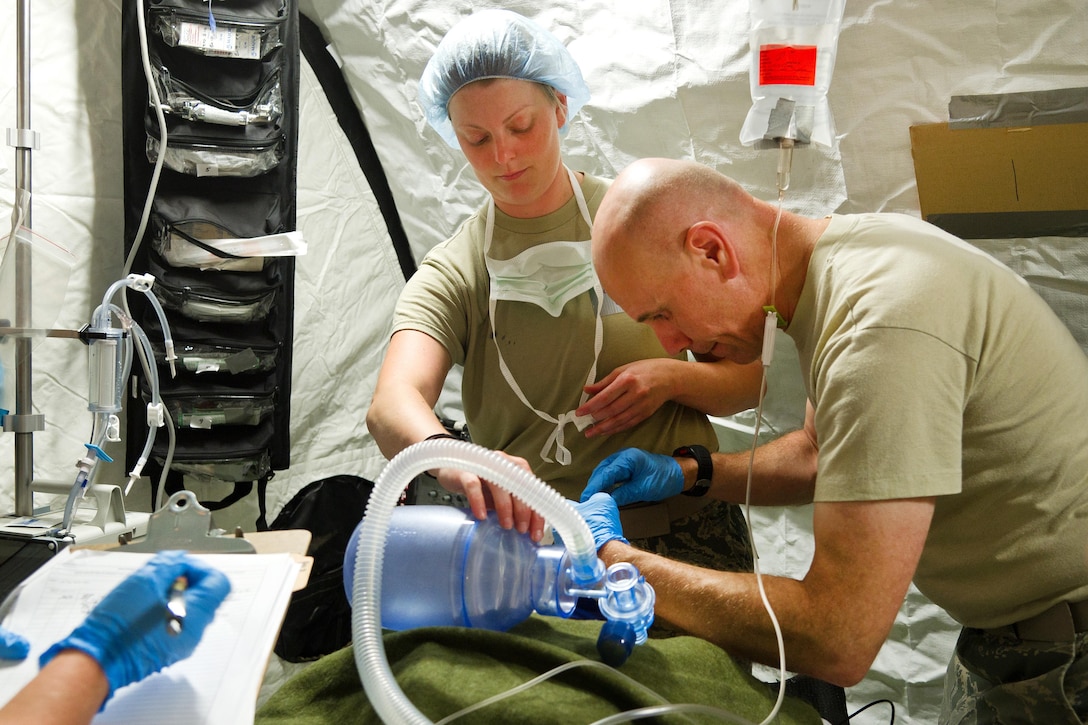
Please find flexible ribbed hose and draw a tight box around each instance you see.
[350,438,601,725]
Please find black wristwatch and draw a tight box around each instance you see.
[673,444,712,497]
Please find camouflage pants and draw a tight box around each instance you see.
[941,626,1088,724]
[629,499,754,574]
[628,499,754,639]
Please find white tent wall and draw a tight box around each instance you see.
[0,2,1084,724]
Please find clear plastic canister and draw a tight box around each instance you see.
[87,328,125,413]
[344,505,577,631]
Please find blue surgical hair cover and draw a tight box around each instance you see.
[418,8,591,148]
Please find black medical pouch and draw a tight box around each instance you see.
[157,429,275,485]
[138,320,290,476]
[122,0,299,528]
[269,475,378,662]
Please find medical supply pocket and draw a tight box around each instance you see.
[154,337,281,376]
[146,376,278,429]
[146,311,282,374]
[150,190,288,271]
[147,251,280,324]
[147,130,285,178]
[155,420,275,483]
[152,63,284,127]
[147,0,288,61]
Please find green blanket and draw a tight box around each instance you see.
[256,616,821,724]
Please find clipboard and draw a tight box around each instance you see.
[0,491,309,724]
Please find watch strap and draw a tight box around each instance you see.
[673,444,712,497]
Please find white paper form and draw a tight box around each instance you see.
[0,547,300,725]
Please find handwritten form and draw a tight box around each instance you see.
[0,547,300,724]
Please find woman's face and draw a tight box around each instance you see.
[448,78,569,219]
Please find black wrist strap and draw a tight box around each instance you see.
[422,433,459,478]
[673,444,713,497]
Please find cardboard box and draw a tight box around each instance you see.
[909,121,1088,238]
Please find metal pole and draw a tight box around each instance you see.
[13,0,34,517]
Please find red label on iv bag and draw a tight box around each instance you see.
[758,44,818,86]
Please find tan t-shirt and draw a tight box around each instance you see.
[393,173,717,500]
[789,213,1088,628]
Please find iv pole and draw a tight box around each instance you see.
[0,4,151,553]
[9,0,42,518]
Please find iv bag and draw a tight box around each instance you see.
[739,0,846,149]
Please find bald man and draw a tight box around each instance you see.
[577,157,1088,723]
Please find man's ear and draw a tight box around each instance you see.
[686,221,738,280]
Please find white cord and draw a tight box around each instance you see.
[133,0,178,501]
[431,660,661,725]
[433,657,761,725]
[745,365,788,725]
[742,175,793,725]
[128,0,168,279]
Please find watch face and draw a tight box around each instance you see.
[684,478,711,497]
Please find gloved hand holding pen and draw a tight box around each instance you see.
[40,549,231,702]
[1,550,230,725]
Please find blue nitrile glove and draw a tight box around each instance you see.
[580,448,684,506]
[0,626,30,660]
[575,492,629,550]
[40,550,231,701]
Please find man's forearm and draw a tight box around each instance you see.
[595,538,871,687]
[676,428,817,505]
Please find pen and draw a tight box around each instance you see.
[166,576,188,636]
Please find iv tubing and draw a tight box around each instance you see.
[738,178,792,725]
[59,413,111,534]
[119,306,164,493]
[93,277,176,374]
[350,437,603,725]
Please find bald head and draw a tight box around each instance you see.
[591,158,817,361]
[592,158,755,298]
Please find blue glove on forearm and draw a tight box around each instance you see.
[575,493,629,550]
[40,550,231,701]
[0,626,30,660]
[580,448,684,506]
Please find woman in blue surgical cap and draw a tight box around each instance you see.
[367,8,762,582]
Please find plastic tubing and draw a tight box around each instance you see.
[122,309,162,490]
[95,277,177,375]
[60,412,111,534]
[135,283,176,375]
[106,305,136,392]
[93,279,130,330]
[350,437,603,725]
